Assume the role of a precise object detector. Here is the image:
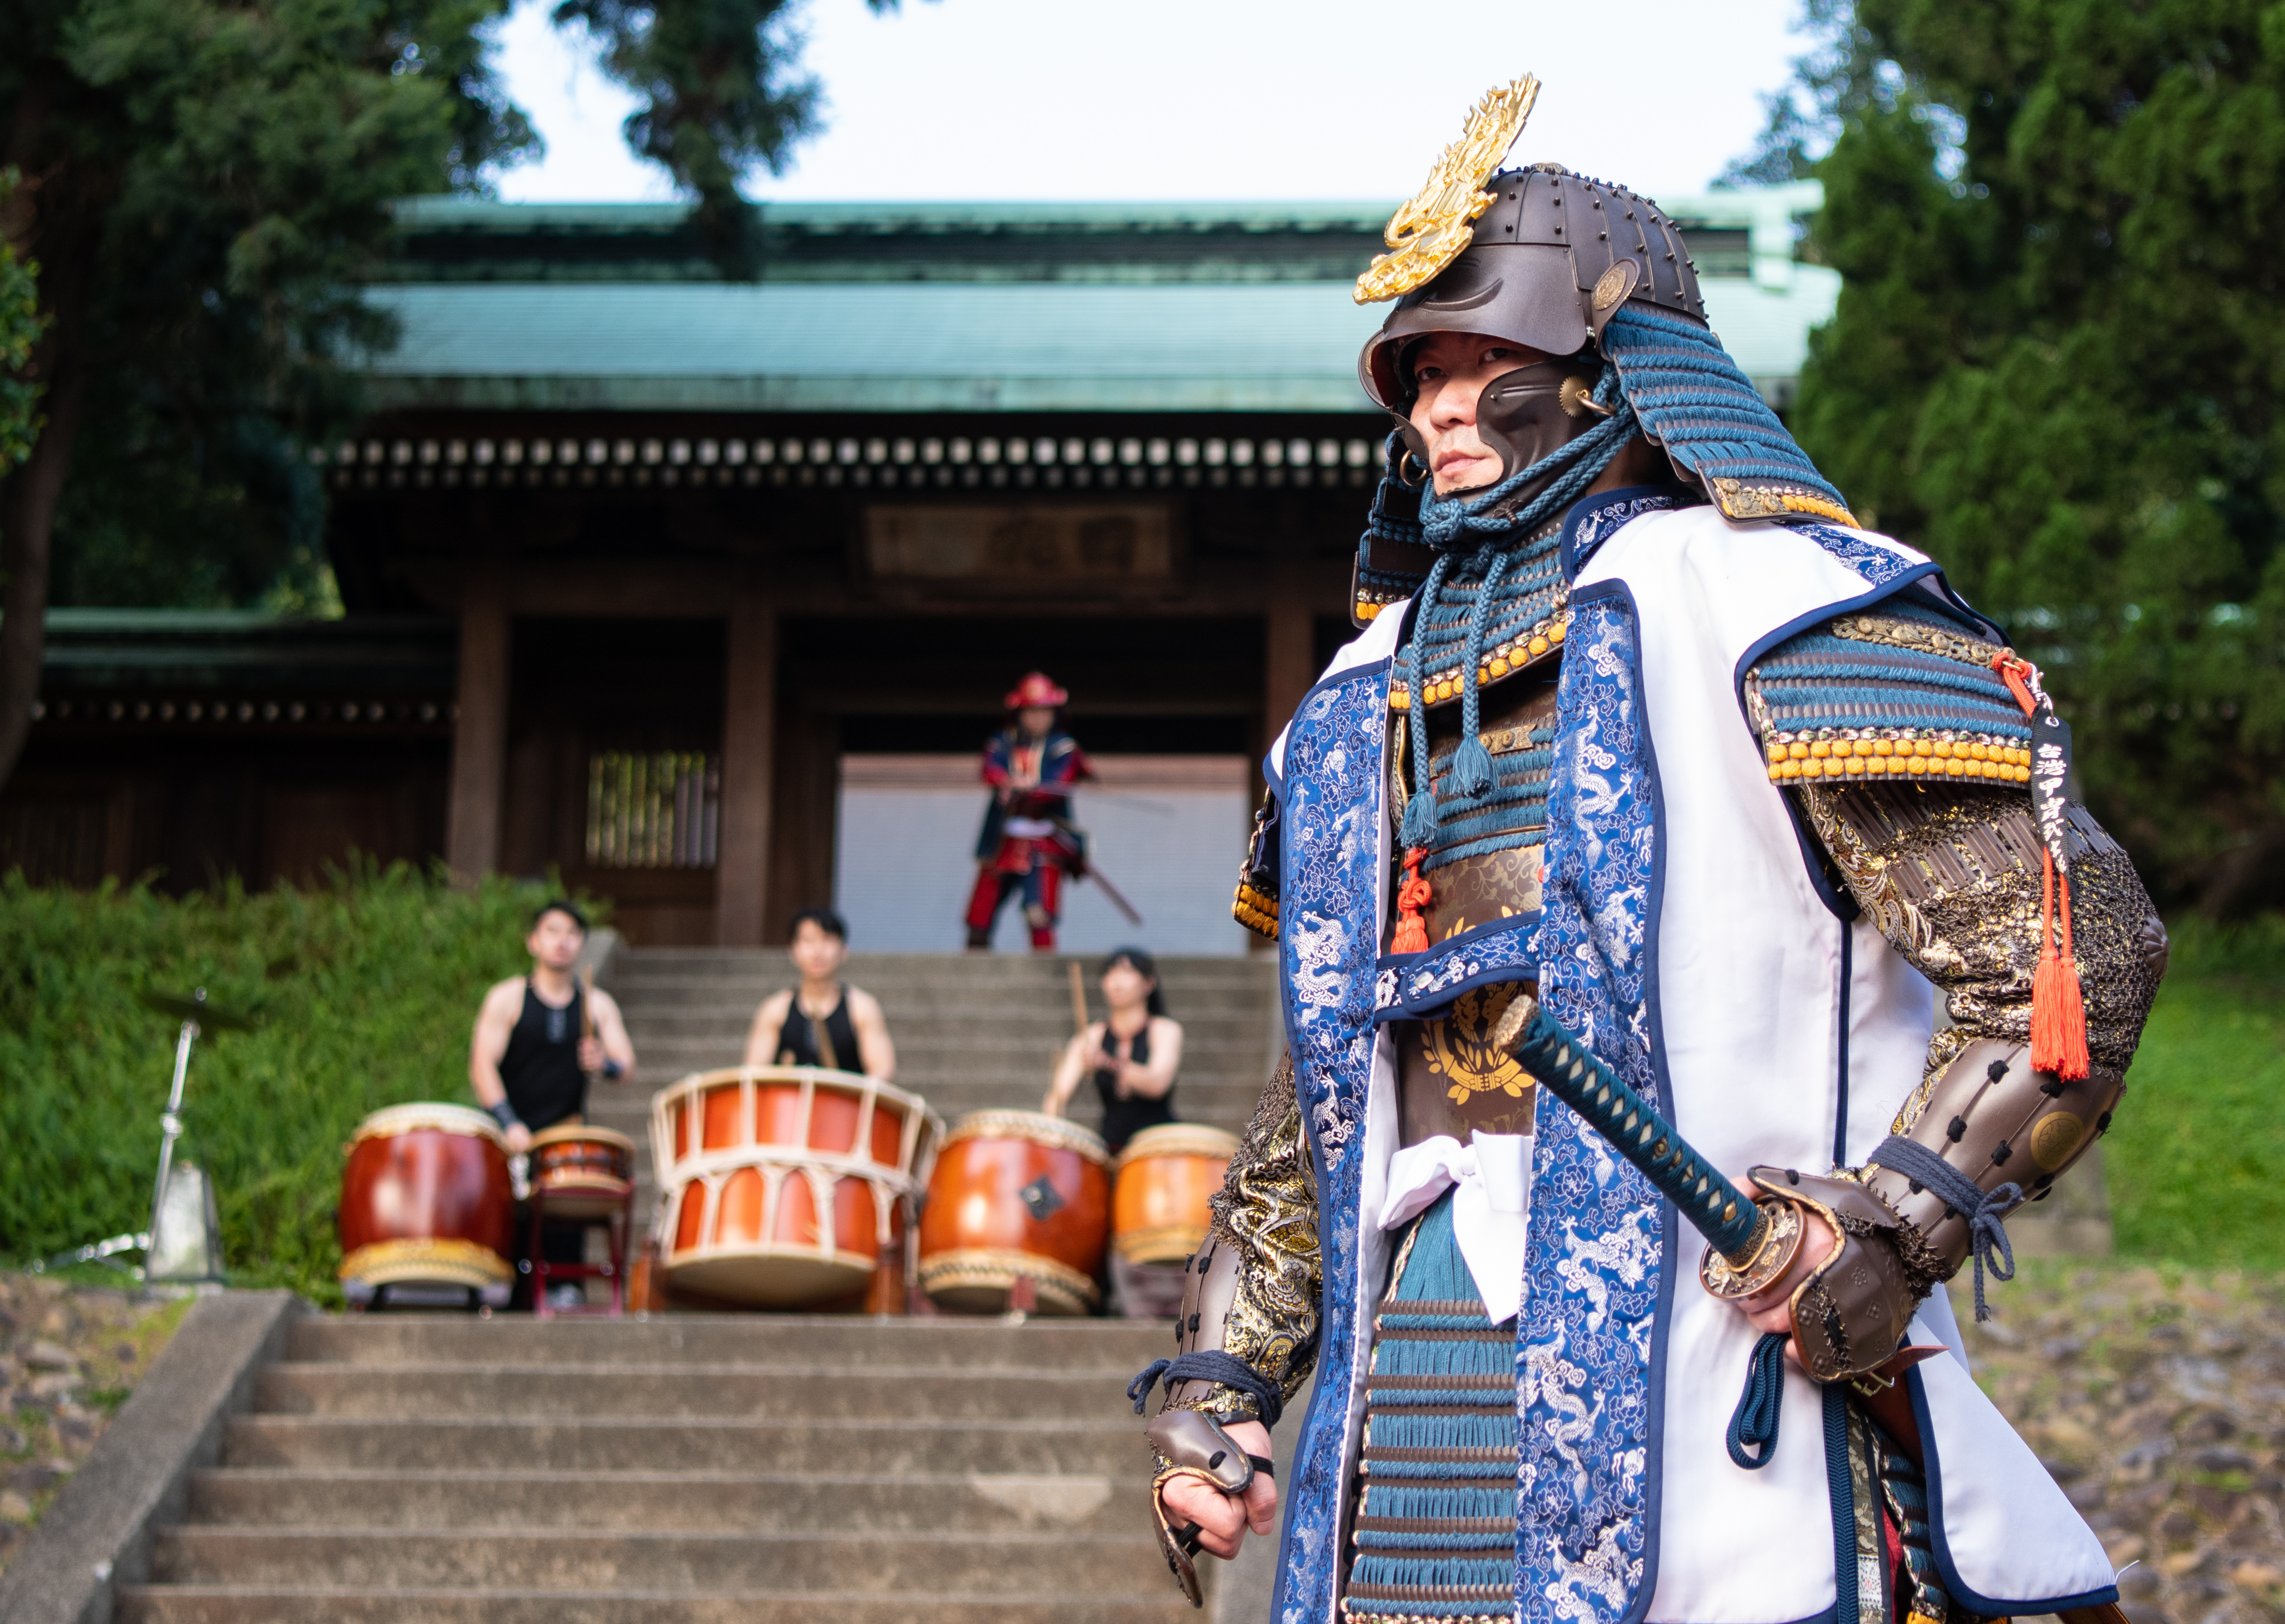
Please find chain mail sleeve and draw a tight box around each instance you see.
[1747,599,2169,1317]
[1160,1051,1323,1425]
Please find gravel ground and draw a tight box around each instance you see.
[0,1273,190,1576]
[1959,1264,2284,1624]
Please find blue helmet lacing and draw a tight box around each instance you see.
[1397,367,1638,850]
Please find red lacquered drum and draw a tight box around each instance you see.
[650,1066,939,1308]
[1111,1123,1238,1266]
[917,1110,1110,1316]
[338,1103,515,1306]
[528,1123,637,1219]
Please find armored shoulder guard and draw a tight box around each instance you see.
[1746,598,2037,787]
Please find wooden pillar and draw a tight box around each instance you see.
[1263,558,1317,750]
[445,566,510,881]
[714,590,777,946]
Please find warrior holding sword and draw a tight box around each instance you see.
[1126,78,2166,1624]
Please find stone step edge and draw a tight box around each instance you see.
[155,1528,1157,1549]
[193,1468,1130,1485]
[116,1586,1182,1605]
[260,1363,1139,1380]
[230,1417,1138,1434]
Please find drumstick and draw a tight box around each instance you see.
[579,965,601,1083]
[1068,961,1088,1039]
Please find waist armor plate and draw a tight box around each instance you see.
[1387,666,1556,1146]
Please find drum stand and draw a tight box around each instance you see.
[526,1183,635,1319]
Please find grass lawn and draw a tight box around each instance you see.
[2105,918,2285,1268]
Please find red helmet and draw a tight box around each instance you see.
[1004,672,1068,710]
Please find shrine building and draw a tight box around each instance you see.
[3,184,1835,949]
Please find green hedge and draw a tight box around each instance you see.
[2104,917,2285,1269]
[2,871,2276,1294]
[0,865,582,1303]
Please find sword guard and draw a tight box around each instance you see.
[1700,1200,1805,1301]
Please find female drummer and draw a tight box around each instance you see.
[1043,946,1184,1155]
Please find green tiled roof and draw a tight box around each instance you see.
[364,189,1834,414]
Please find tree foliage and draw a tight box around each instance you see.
[1741,0,2285,915]
[1,0,904,791]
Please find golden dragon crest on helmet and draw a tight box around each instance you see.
[1354,75,1540,306]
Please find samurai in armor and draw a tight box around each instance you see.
[965,670,1096,952]
[1130,78,2166,1624]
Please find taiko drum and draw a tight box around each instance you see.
[1111,1123,1238,1266]
[528,1123,637,1220]
[917,1110,1110,1316]
[650,1066,939,1308]
[338,1102,515,1302]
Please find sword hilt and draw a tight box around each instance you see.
[1500,994,1770,1266]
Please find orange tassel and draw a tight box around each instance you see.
[1391,847,1432,955]
[2029,858,2091,1081]
[1992,649,2091,1081]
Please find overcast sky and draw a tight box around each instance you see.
[487,0,1809,206]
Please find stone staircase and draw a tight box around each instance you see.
[587,951,1282,1221]
[115,1313,1189,1622]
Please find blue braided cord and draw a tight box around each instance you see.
[1450,548,1515,798]
[1375,1313,1494,1330]
[1726,1331,1789,1469]
[1824,1385,1860,1624]
[1344,1588,1512,1619]
[1400,549,1458,849]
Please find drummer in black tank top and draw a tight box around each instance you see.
[469,900,639,1307]
[743,908,898,1080]
[1043,947,1185,1155]
[471,900,636,1152]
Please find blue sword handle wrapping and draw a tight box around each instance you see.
[1506,997,1770,1264]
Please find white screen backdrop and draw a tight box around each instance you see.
[834,754,1254,957]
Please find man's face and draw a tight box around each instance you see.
[1407,331,1544,495]
[527,910,585,970]
[1016,705,1056,737]
[789,920,847,981]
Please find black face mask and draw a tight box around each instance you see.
[1396,357,1605,503]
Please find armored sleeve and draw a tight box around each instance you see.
[1162,1051,1322,1424]
[1748,599,2168,1303]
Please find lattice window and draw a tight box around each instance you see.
[585,752,719,869]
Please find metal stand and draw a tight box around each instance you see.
[148,1008,200,1251]
[36,988,226,1278]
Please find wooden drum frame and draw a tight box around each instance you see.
[650,1066,941,1308]
[917,1110,1111,1316]
[528,1123,637,1219]
[338,1102,515,1306]
[1111,1122,1239,1266]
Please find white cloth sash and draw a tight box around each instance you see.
[1377,1131,1532,1325]
[1002,816,1055,838]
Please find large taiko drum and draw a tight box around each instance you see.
[1111,1123,1239,1266]
[528,1123,637,1219]
[338,1103,515,1306]
[917,1110,1110,1316]
[650,1066,939,1308]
